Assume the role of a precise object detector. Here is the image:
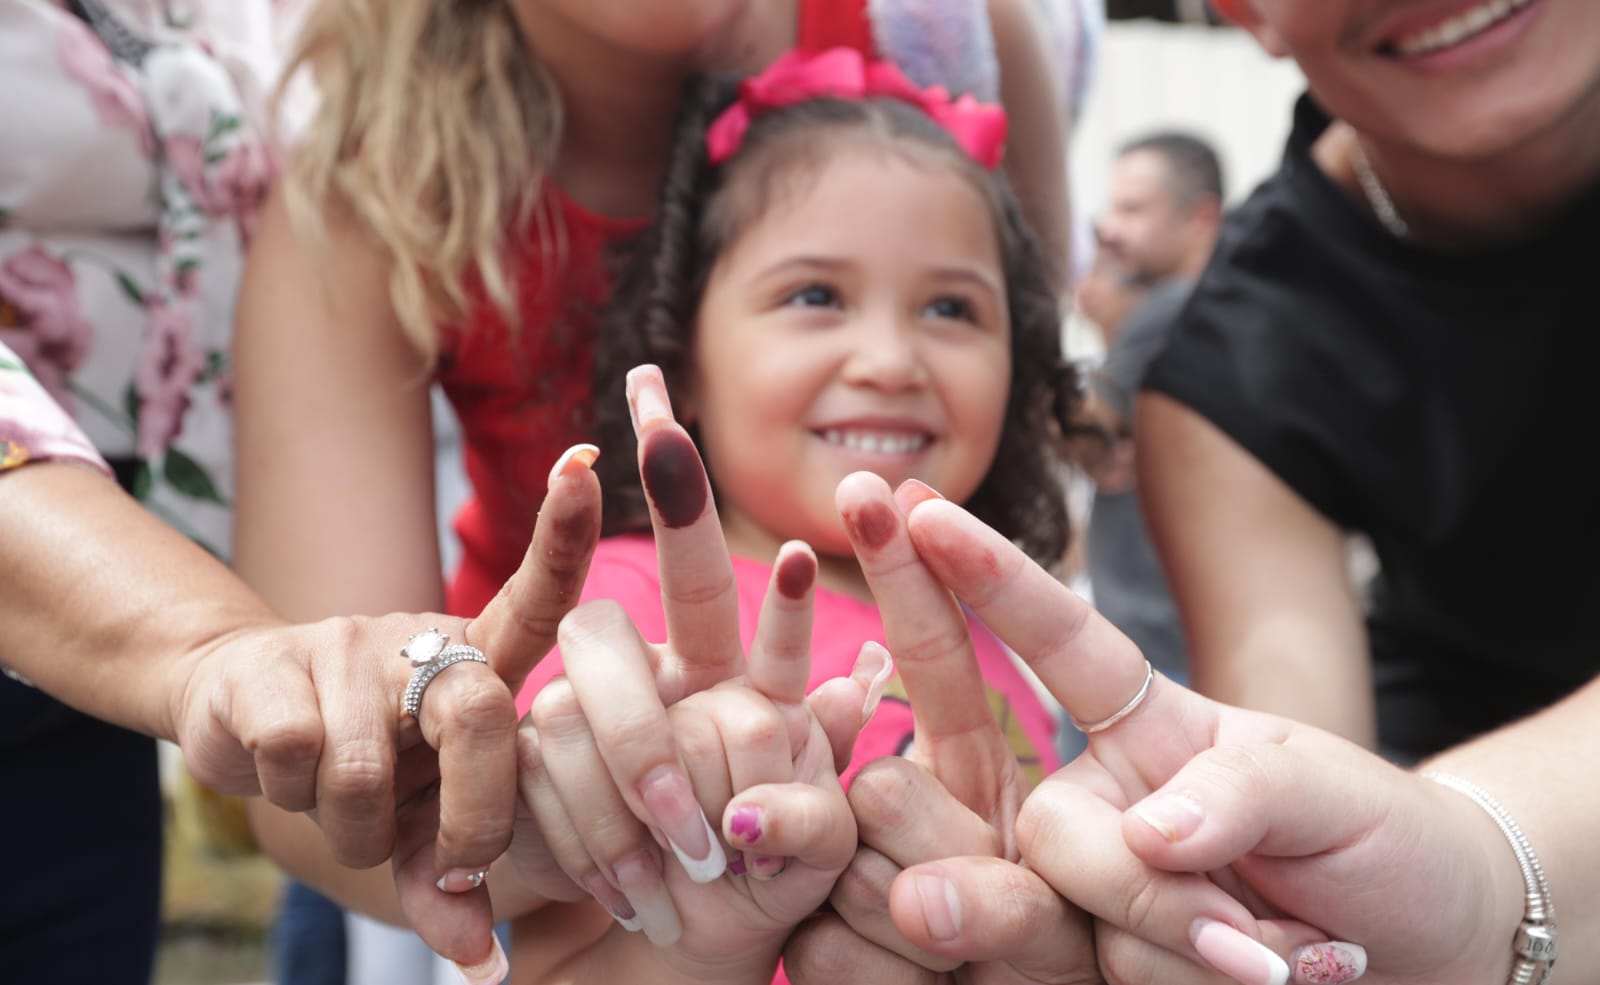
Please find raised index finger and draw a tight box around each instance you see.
[901,493,1164,738]
[467,443,603,690]
[835,471,1011,812]
[626,365,745,694]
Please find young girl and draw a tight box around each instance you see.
[503,47,1081,982]
[238,3,1086,978]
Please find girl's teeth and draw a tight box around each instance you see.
[822,429,928,454]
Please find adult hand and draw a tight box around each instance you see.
[887,481,1527,985]
[172,444,603,980]
[785,472,1100,985]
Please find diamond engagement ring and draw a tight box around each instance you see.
[401,628,488,719]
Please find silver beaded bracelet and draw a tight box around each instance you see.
[1422,771,1558,985]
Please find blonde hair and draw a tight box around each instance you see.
[277,0,563,362]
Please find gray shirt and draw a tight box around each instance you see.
[1086,279,1192,680]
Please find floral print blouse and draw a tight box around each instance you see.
[0,338,107,475]
[0,0,293,557]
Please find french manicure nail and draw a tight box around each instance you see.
[1131,791,1206,843]
[546,443,599,490]
[435,867,491,893]
[639,765,726,882]
[1289,942,1368,985]
[582,871,640,932]
[914,873,963,942]
[613,850,683,947]
[1190,918,1289,985]
[626,365,673,429]
[453,935,508,985]
[856,642,895,723]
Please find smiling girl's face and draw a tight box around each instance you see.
[686,144,1011,571]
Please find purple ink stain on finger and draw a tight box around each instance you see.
[640,430,708,528]
[845,500,897,551]
[776,551,816,600]
[729,805,763,844]
[728,854,748,876]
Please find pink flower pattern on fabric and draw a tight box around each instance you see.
[134,298,207,459]
[55,14,153,155]
[0,244,95,413]
[164,129,275,241]
[0,342,108,475]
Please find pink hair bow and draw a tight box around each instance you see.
[705,47,1008,170]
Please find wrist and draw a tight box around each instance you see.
[1422,771,1557,985]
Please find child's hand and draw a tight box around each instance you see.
[515,537,883,972]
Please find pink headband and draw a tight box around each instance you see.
[704,47,1009,170]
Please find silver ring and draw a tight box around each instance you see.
[400,629,489,719]
[1070,659,1154,734]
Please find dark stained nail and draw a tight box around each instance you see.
[640,430,708,529]
[845,500,897,551]
[775,550,816,600]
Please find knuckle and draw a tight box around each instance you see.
[783,915,876,983]
[1096,921,1162,985]
[433,673,517,738]
[529,678,582,731]
[829,847,894,913]
[847,760,919,831]
[1118,867,1165,939]
[556,599,627,651]
[250,715,324,769]
[320,744,391,805]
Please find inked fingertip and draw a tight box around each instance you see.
[775,547,818,600]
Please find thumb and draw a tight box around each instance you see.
[888,855,1093,976]
[391,786,509,985]
[467,444,602,689]
[806,641,893,773]
[1121,738,1402,874]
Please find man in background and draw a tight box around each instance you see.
[1075,131,1223,697]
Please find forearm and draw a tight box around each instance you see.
[1192,632,1377,746]
[1420,675,1600,983]
[0,462,280,740]
[246,797,408,924]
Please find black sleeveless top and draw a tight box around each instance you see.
[1145,95,1600,761]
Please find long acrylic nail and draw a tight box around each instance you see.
[436,867,491,893]
[855,642,895,723]
[626,365,673,430]
[546,443,599,490]
[583,870,640,932]
[914,873,963,942]
[1190,918,1289,985]
[453,935,508,985]
[639,765,726,882]
[1289,942,1368,985]
[612,850,682,946]
[1131,791,1206,843]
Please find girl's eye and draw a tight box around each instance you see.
[925,296,978,323]
[784,283,841,309]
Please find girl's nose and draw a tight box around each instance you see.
[839,310,929,392]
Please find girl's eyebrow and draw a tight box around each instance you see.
[926,265,1004,300]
